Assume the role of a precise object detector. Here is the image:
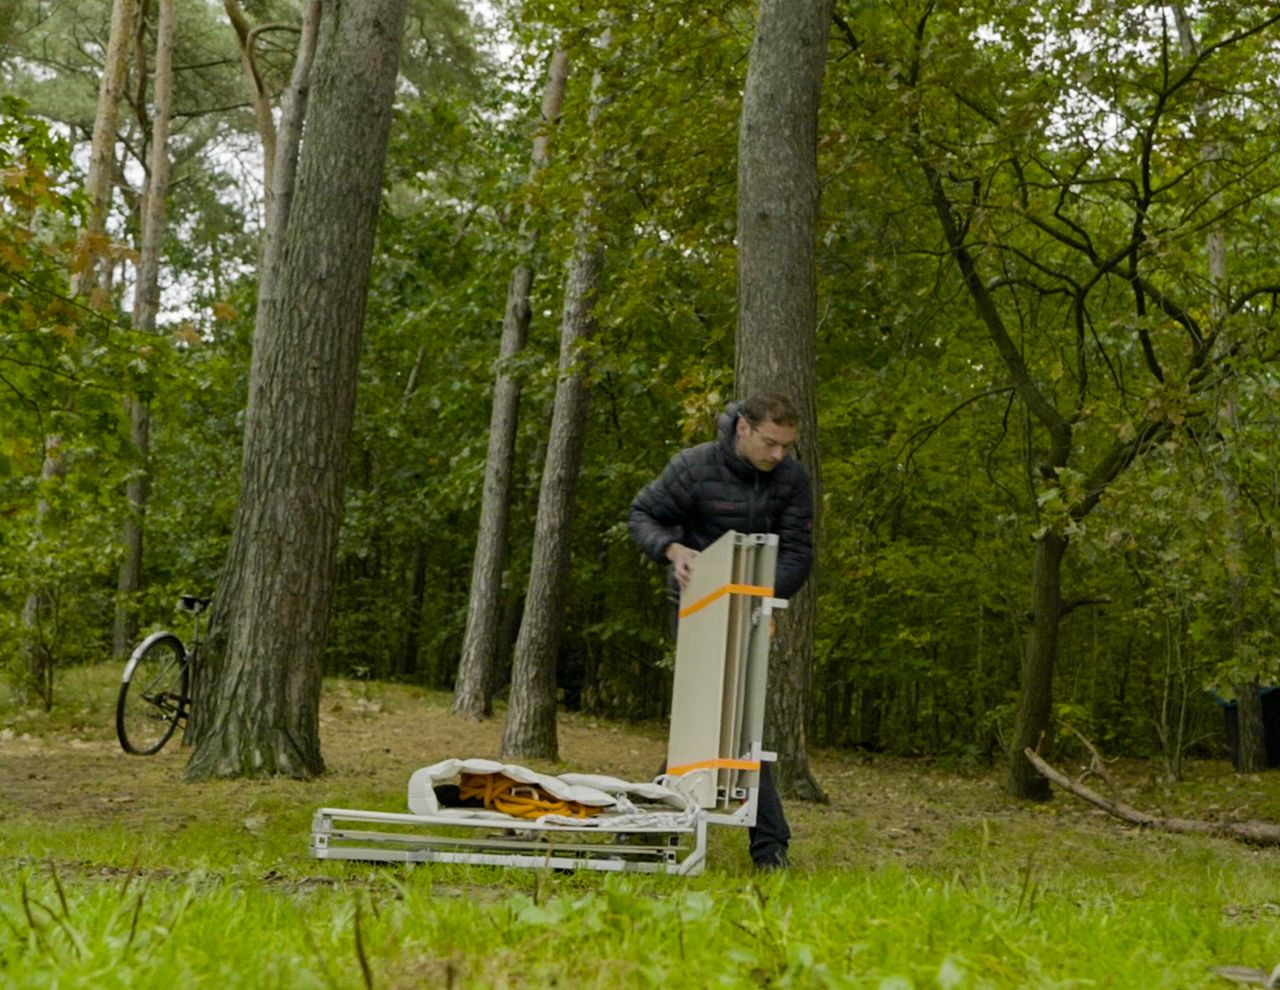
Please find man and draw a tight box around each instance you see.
[628,392,814,870]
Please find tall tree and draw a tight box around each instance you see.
[501,35,610,761]
[453,46,570,720]
[72,0,138,300]
[114,0,176,659]
[734,0,834,801]
[185,0,409,779]
[235,0,321,309]
[872,2,1280,797]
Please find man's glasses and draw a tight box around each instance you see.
[749,424,796,456]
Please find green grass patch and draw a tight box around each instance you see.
[3,666,1280,987]
[4,865,1278,988]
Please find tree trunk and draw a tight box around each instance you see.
[1235,683,1268,771]
[734,0,833,802]
[454,47,569,720]
[21,436,68,709]
[224,0,280,194]
[185,0,408,780]
[399,540,429,678]
[115,0,175,659]
[1006,530,1067,800]
[500,43,609,762]
[72,0,137,298]
[259,0,321,309]
[498,229,604,761]
[114,395,150,657]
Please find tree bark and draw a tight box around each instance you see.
[258,0,320,310]
[500,41,609,762]
[1006,530,1067,800]
[185,0,408,780]
[224,0,280,195]
[72,0,138,299]
[115,0,175,659]
[453,47,569,720]
[21,436,67,709]
[734,0,833,802]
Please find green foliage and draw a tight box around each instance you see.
[804,2,1280,762]
[6,1,1280,763]
[0,97,129,693]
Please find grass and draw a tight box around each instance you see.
[3,665,1280,988]
[5,861,1278,988]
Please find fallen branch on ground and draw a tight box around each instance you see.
[1023,747,1280,846]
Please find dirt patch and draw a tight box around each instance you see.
[0,680,671,844]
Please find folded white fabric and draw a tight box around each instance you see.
[406,758,689,819]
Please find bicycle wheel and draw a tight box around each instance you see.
[116,632,190,755]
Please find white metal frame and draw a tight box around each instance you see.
[308,530,780,875]
[310,806,708,874]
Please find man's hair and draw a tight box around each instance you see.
[739,392,799,428]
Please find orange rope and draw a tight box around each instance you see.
[458,772,603,820]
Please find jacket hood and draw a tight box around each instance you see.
[716,401,755,478]
[716,401,742,443]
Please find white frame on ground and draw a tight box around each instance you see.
[308,530,781,874]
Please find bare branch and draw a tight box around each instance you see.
[1025,747,1280,845]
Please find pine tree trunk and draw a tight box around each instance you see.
[734,0,833,802]
[259,0,320,309]
[115,0,174,658]
[500,42,609,761]
[114,395,150,657]
[499,232,604,761]
[454,48,569,720]
[72,0,137,298]
[185,0,408,780]
[1006,530,1066,800]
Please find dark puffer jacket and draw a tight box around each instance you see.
[629,402,814,599]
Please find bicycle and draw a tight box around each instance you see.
[116,595,210,755]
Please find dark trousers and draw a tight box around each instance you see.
[656,758,790,866]
[749,762,790,866]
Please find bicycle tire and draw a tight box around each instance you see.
[116,632,190,755]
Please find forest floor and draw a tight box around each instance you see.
[2,671,1280,881]
[7,669,1280,990]
[4,666,1280,881]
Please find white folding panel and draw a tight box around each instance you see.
[666,530,780,814]
[666,532,739,807]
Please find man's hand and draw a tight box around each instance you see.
[665,542,699,591]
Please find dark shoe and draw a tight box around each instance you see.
[753,850,789,872]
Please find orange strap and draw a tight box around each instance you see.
[677,582,774,619]
[666,757,761,776]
